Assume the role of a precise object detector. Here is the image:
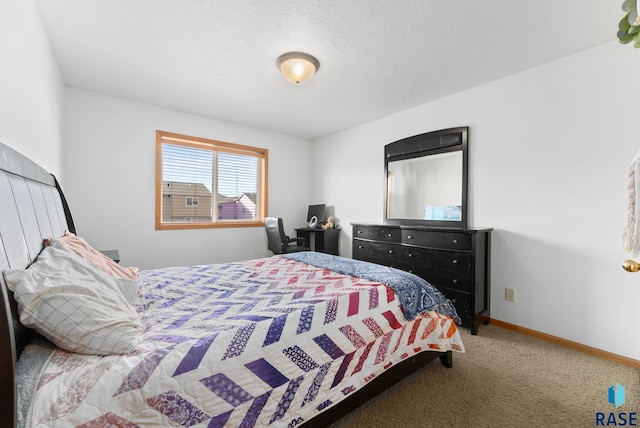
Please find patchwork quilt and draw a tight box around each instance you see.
[23,254,464,427]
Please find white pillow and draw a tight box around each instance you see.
[49,239,138,308]
[3,242,140,355]
[55,232,139,280]
[47,240,139,305]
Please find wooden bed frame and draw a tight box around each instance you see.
[0,140,452,427]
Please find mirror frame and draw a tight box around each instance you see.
[384,126,468,228]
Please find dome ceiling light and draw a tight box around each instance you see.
[276,52,320,85]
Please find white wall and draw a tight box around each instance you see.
[0,0,64,175]
[312,41,640,360]
[63,88,312,269]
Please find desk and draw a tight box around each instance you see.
[295,228,340,255]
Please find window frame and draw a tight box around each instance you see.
[155,130,268,230]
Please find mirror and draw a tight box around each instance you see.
[387,151,463,221]
[384,127,468,228]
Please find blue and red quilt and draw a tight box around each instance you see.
[24,254,464,427]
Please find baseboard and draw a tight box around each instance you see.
[490,318,640,369]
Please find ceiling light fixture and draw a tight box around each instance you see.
[276,52,320,85]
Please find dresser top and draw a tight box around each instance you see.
[351,222,492,233]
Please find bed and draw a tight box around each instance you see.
[0,141,464,427]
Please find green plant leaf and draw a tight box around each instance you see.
[618,33,633,45]
[619,29,634,43]
[621,14,632,30]
[633,34,640,48]
[623,0,634,13]
[629,24,640,34]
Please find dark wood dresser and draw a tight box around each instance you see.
[352,223,492,334]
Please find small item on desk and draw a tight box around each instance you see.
[322,216,335,230]
[623,259,640,272]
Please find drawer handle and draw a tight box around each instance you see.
[358,245,363,249]
[388,233,393,237]
[453,239,458,244]
[452,259,458,264]
[452,279,459,284]
[408,253,413,258]
[388,249,394,254]
[357,230,362,234]
[407,235,413,239]
[451,298,457,303]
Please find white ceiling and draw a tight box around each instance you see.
[35,1,622,140]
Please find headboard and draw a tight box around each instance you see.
[0,141,75,427]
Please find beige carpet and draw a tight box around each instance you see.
[329,324,639,428]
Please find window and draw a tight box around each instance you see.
[156,130,268,230]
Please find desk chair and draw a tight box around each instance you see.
[265,217,306,254]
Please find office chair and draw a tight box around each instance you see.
[265,217,306,254]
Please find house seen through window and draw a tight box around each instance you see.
[156,130,268,230]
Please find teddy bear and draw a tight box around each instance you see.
[322,216,335,230]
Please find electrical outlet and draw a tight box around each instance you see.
[505,287,516,302]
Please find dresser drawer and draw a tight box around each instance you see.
[404,246,471,291]
[438,287,472,329]
[403,246,471,271]
[353,239,405,269]
[438,287,471,318]
[405,246,471,269]
[418,270,472,292]
[402,229,471,250]
[354,225,401,243]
